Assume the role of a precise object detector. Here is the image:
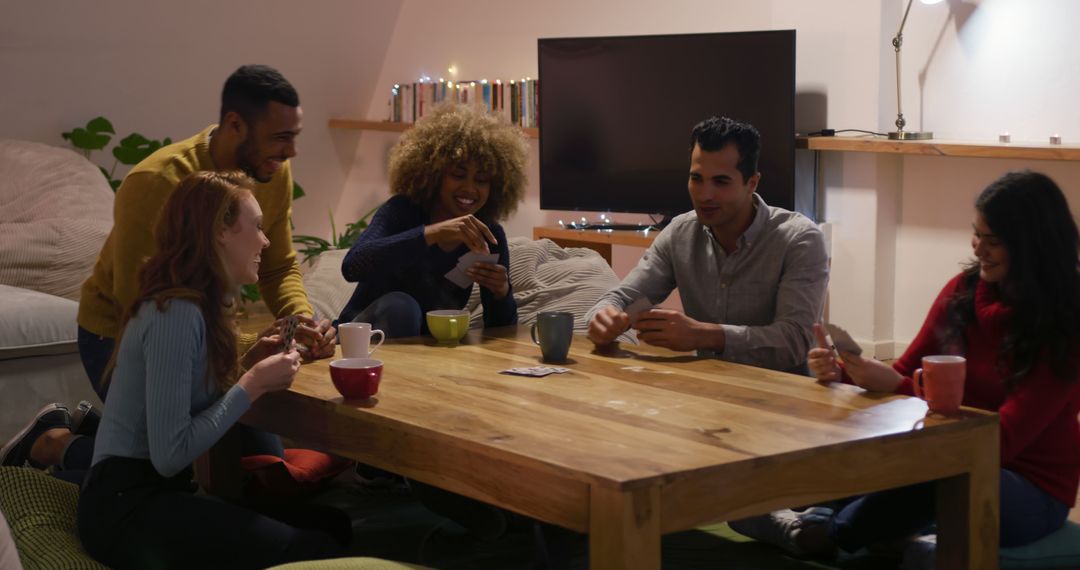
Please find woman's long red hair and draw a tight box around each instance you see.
[104,170,256,392]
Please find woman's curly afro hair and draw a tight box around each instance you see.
[388,103,530,223]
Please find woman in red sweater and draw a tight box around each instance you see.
[735,170,1080,558]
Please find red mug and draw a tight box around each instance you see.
[329,358,383,399]
[913,355,965,415]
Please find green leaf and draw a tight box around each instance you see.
[292,234,332,265]
[62,117,115,151]
[64,127,112,151]
[240,284,262,303]
[292,181,305,200]
[110,179,122,192]
[112,133,165,165]
[86,117,115,135]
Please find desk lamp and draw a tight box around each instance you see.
[889,0,944,140]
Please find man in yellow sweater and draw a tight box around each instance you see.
[77,64,336,398]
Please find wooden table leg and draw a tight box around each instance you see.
[936,421,999,569]
[589,484,661,570]
[192,425,247,499]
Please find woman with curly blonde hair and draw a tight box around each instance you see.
[338,103,530,336]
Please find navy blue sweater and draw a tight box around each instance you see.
[337,195,517,330]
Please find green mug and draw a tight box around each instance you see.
[426,310,470,344]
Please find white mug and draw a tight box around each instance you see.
[339,322,385,358]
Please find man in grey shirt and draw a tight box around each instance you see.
[586,116,828,373]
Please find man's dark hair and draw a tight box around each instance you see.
[219,65,299,125]
[688,116,761,183]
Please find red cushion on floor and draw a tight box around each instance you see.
[241,449,351,499]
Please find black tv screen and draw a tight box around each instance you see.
[538,30,796,217]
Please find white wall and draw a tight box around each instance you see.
[347,0,1080,355]
[8,0,1079,354]
[0,0,403,239]
[334,0,888,315]
[886,0,1080,352]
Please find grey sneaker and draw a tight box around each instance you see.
[1,403,71,468]
[728,507,837,557]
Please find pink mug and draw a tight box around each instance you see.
[913,355,966,415]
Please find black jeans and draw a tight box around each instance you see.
[78,457,346,570]
[77,326,114,400]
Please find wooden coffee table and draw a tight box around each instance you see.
[206,326,999,569]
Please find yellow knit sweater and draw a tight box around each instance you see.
[78,125,313,342]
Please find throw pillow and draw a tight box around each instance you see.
[1000,521,1080,569]
[241,449,352,499]
[0,467,107,569]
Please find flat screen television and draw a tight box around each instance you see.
[538,30,796,220]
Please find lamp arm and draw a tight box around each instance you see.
[892,0,915,132]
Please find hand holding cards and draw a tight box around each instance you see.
[624,297,655,327]
[824,323,862,357]
[280,315,299,353]
[445,251,500,288]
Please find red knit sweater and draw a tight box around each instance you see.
[891,273,1080,507]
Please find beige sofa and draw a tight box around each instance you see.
[300,236,624,335]
[0,140,111,441]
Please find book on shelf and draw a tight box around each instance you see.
[386,76,538,128]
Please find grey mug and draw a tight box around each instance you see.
[530,311,575,363]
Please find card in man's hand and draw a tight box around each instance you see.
[624,297,655,326]
[824,323,862,356]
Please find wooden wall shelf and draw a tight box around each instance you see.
[796,135,1080,162]
[329,118,539,139]
[533,225,657,265]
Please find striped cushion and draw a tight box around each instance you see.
[0,140,113,302]
[467,237,621,331]
[0,467,107,569]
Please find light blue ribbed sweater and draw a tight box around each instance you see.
[91,299,251,477]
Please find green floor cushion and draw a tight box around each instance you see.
[1000,521,1080,570]
[268,558,431,570]
[0,467,106,570]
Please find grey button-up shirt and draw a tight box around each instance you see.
[588,193,829,373]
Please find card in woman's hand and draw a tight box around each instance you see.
[824,323,862,356]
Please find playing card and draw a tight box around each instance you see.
[824,323,862,356]
[624,297,655,326]
[443,266,474,288]
[499,366,571,377]
[456,251,499,270]
[445,252,501,288]
[281,315,299,353]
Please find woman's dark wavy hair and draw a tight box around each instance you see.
[945,170,1080,389]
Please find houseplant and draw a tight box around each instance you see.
[62,116,171,191]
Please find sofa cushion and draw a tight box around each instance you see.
[0,285,78,361]
[0,466,107,569]
[467,237,622,331]
[300,248,352,324]
[0,509,22,570]
[1000,520,1080,569]
[0,139,113,301]
[269,558,430,569]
